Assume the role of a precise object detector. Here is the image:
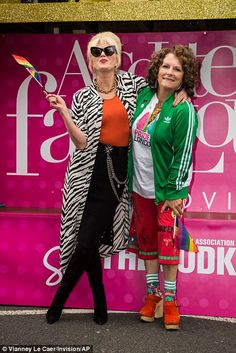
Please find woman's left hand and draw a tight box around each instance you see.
[173,89,190,106]
[161,199,183,217]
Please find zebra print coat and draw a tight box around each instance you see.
[59,72,147,270]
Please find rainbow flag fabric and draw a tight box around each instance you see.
[12,54,43,88]
[174,216,198,252]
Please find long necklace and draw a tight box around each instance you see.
[94,76,117,94]
[146,102,162,127]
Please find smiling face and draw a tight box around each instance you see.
[90,39,118,74]
[157,53,184,94]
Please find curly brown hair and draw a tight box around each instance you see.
[146,45,199,97]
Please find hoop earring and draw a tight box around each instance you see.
[151,80,158,91]
[92,69,97,81]
[175,84,182,92]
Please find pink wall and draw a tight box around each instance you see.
[0,31,236,317]
[1,31,236,212]
[0,212,235,317]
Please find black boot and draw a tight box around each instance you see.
[46,283,69,324]
[86,248,108,325]
[46,244,93,324]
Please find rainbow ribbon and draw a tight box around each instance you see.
[174,216,198,252]
[12,54,43,88]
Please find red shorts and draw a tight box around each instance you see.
[127,192,180,265]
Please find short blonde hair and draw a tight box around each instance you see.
[87,31,122,72]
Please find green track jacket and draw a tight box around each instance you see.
[128,86,198,204]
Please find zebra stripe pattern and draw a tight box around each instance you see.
[59,72,147,270]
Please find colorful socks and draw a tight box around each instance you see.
[146,273,161,296]
[164,280,176,302]
[146,275,176,300]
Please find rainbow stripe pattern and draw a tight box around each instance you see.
[12,54,43,88]
[175,216,198,252]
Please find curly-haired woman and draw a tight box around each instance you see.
[127,45,199,330]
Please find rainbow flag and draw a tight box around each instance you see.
[174,216,198,252]
[12,54,43,88]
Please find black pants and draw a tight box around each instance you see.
[77,143,128,249]
[47,144,128,321]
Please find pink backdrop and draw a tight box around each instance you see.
[0,31,236,317]
[0,213,235,317]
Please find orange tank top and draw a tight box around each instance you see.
[99,96,130,147]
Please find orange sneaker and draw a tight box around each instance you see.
[139,294,163,322]
[164,300,180,330]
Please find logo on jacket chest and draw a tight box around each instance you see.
[163,116,172,124]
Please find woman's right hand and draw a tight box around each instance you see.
[44,92,67,114]
[161,199,183,217]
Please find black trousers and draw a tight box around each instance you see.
[77,143,128,249]
[47,144,128,320]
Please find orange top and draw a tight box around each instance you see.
[99,96,130,147]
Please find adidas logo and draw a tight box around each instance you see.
[163,116,171,123]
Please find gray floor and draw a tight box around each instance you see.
[0,307,235,353]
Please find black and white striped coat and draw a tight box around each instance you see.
[60,72,147,270]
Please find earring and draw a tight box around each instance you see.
[175,84,182,92]
[92,69,97,81]
[151,80,158,91]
